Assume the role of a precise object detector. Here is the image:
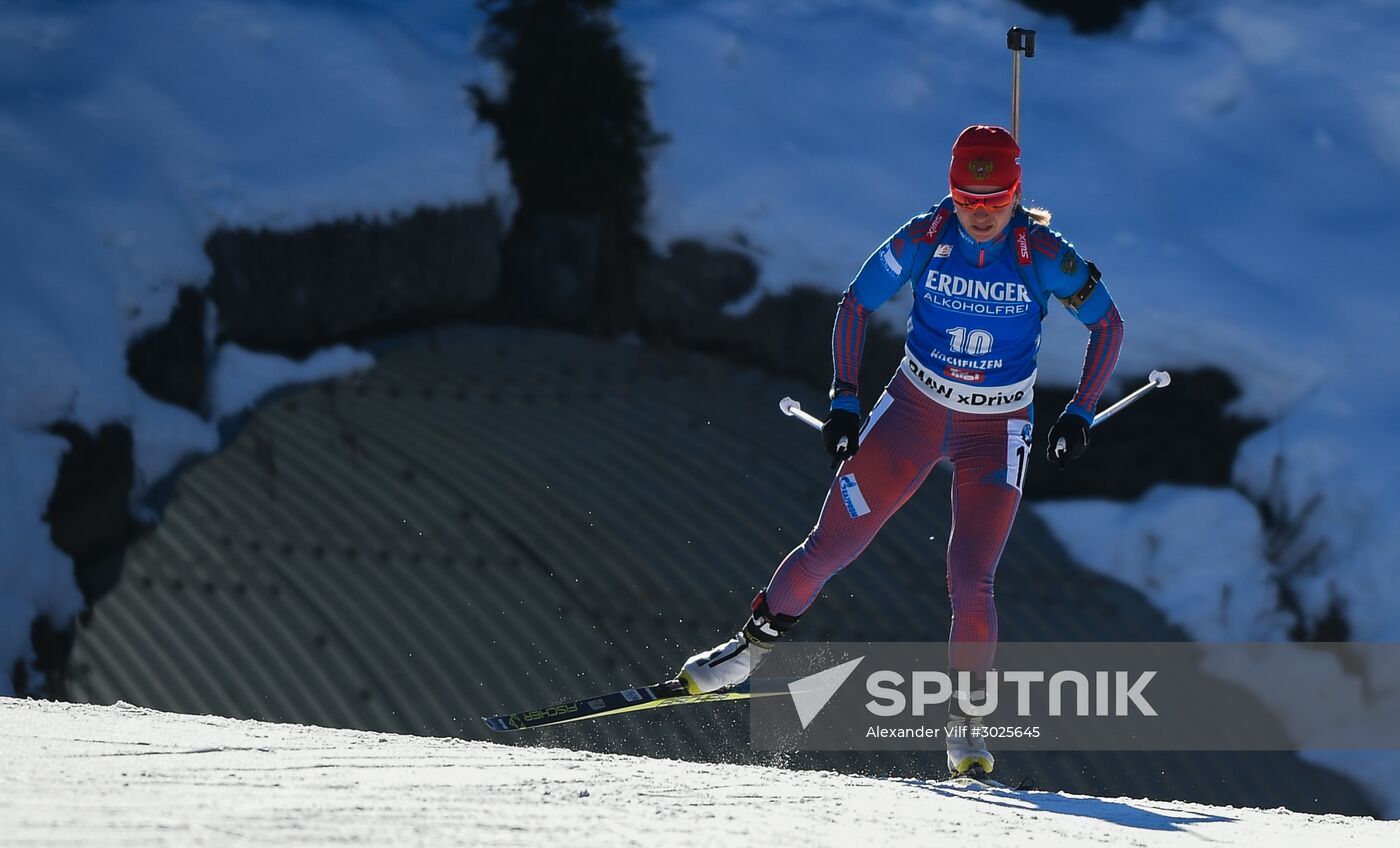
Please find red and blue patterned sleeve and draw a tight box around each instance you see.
[1067,303,1124,422]
[1031,228,1125,422]
[830,289,871,413]
[830,216,927,413]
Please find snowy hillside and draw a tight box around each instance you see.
[1,697,1393,847]
[0,0,497,695]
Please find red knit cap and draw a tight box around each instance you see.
[949,125,1021,190]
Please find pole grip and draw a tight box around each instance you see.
[1007,27,1036,58]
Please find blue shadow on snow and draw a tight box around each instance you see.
[896,778,1237,833]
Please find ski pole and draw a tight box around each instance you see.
[1092,369,1171,427]
[778,397,850,454]
[1054,370,1172,457]
[778,397,823,430]
[1007,27,1036,142]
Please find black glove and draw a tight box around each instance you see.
[1046,412,1091,469]
[822,409,862,468]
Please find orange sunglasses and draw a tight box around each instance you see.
[951,180,1021,211]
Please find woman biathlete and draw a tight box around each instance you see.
[678,125,1125,778]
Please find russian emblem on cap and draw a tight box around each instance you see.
[967,159,995,180]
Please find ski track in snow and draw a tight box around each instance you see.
[1,699,1394,847]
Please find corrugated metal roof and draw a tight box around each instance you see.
[67,326,1376,815]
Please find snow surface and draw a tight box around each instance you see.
[1034,486,1289,644]
[1,697,1393,847]
[208,343,376,420]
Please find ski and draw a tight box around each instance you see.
[940,766,1036,791]
[484,678,780,732]
[942,774,1007,790]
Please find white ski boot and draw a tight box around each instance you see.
[945,685,994,777]
[678,592,798,695]
[945,714,995,777]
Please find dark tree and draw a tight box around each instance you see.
[468,0,666,331]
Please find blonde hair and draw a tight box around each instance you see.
[1022,204,1052,226]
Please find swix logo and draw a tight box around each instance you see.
[930,208,949,236]
[945,367,985,383]
[1014,227,1031,265]
[910,209,950,244]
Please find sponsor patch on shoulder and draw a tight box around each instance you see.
[838,474,871,518]
[880,246,903,276]
[944,366,985,383]
[1060,251,1079,275]
[935,244,953,258]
